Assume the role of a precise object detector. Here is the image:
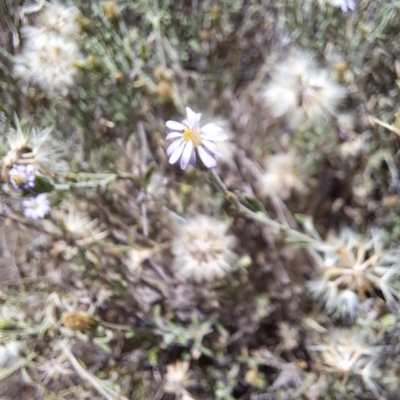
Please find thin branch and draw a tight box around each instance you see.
[209,169,329,250]
[59,340,128,400]
[372,117,400,137]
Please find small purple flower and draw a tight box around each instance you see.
[330,0,356,12]
[22,194,51,220]
[165,107,228,170]
[8,164,36,190]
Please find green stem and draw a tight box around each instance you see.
[52,172,139,191]
[209,169,328,250]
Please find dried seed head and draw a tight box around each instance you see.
[22,2,81,39]
[309,228,400,321]
[172,215,236,282]
[14,33,83,94]
[102,1,119,22]
[164,361,194,395]
[310,328,384,397]
[263,52,346,128]
[62,312,98,331]
[57,208,108,245]
[1,116,62,181]
[258,152,307,200]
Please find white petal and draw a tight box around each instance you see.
[201,122,224,134]
[166,138,184,156]
[180,141,194,170]
[198,145,217,168]
[201,131,228,141]
[166,120,185,131]
[166,131,183,140]
[189,149,197,166]
[201,123,228,140]
[169,141,185,165]
[185,107,201,130]
[202,140,224,157]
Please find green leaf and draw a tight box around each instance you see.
[125,330,136,339]
[284,237,312,247]
[140,43,147,60]
[0,104,9,118]
[142,164,156,188]
[294,213,309,224]
[33,174,55,193]
[242,194,265,213]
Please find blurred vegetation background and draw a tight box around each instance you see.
[0,0,400,399]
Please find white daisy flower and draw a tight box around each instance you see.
[329,0,356,12]
[22,193,51,220]
[165,107,228,170]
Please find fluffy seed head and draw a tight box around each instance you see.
[263,52,346,127]
[0,341,23,368]
[56,208,108,245]
[38,357,73,386]
[310,329,384,397]
[14,33,83,94]
[309,228,400,321]
[258,152,307,200]
[1,116,61,180]
[22,2,81,39]
[172,215,236,282]
[164,361,194,395]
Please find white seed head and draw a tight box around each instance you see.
[126,248,153,276]
[38,357,73,385]
[309,228,400,320]
[310,329,384,397]
[14,33,83,94]
[311,329,379,375]
[22,2,81,39]
[172,215,236,282]
[57,208,108,245]
[0,341,23,368]
[164,361,194,395]
[263,52,346,127]
[258,152,307,200]
[338,133,366,160]
[336,114,367,160]
[0,304,26,322]
[2,116,63,180]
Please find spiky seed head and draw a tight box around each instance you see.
[309,228,400,321]
[1,116,63,181]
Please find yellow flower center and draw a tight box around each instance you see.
[182,128,202,146]
[11,174,27,186]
